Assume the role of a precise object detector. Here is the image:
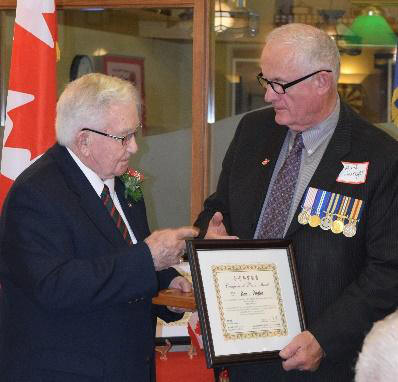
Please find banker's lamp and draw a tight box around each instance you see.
[346,6,397,46]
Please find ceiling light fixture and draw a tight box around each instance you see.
[214,0,259,37]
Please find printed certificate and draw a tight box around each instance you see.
[187,240,305,368]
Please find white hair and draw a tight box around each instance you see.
[355,310,398,382]
[265,23,340,83]
[56,73,140,147]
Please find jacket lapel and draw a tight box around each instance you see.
[115,178,146,241]
[49,144,124,248]
[247,122,289,235]
[285,103,352,238]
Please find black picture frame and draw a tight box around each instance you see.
[187,239,306,368]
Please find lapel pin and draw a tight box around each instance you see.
[261,159,270,166]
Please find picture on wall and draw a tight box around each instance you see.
[103,55,146,134]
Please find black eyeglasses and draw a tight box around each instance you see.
[82,122,142,146]
[256,70,332,94]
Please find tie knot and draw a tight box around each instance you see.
[101,184,110,200]
[293,132,304,150]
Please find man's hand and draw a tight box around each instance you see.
[279,331,324,372]
[167,276,193,313]
[145,226,199,271]
[204,212,238,239]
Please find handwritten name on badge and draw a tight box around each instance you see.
[336,161,369,184]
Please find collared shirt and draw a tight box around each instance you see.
[254,98,340,238]
[67,148,137,244]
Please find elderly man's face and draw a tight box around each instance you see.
[260,43,324,131]
[86,103,139,180]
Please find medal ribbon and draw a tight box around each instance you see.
[331,193,343,222]
[302,187,317,212]
[311,189,323,217]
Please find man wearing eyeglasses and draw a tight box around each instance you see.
[195,23,398,381]
[0,73,198,381]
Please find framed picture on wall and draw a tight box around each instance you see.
[103,55,146,134]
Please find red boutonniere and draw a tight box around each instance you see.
[119,168,144,203]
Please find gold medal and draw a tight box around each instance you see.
[332,196,350,234]
[309,214,321,227]
[309,190,327,228]
[331,219,344,234]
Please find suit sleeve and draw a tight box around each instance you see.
[194,120,244,237]
[310,158,398,360]
[0,179,159,314]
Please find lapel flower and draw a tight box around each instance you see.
[119,168,144,203]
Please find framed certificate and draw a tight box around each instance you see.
[187,239,306,368]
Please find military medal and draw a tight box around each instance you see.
[298,187,317,225]
[331,219,344,234]
[343,199,363,238]
[298,186,365,237]
[343,221,357,237]
[320,192,336,230]
[309,190,327,228]
[331,196,349,234]
[298,209,311,225]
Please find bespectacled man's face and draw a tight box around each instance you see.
[86,103,139,180]
[260,43,324,132]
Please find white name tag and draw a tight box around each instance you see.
[336,161,369,184]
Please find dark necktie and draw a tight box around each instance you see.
[101,184,133,245]
[257,132,304,239]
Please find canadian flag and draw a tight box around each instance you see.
[188,311,230,381]
[0,0,57,210]
[188,311,204,352]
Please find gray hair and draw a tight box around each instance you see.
[56,73,140,147]
[355,310,398,382]
[265,23,340,83]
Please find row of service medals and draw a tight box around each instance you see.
[298,187,363,238]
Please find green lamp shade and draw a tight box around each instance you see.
[347,14,397,46]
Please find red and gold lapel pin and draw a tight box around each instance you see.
[261,158,270,166]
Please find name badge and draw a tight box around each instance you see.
[336,161,369,184]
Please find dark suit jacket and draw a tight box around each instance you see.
[195,103,398,381]
[0,144,182,382]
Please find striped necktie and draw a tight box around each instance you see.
[101,184,133,246]
[257,132,304,239]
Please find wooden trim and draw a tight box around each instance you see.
[0,0,195,9]
[191,0,210,223]
[0,0,211,224]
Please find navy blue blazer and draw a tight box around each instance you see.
[195,103,398,381]
[0,144,182,381]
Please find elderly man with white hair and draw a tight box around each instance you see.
[0,73,197,381]
[195,23,398,381]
